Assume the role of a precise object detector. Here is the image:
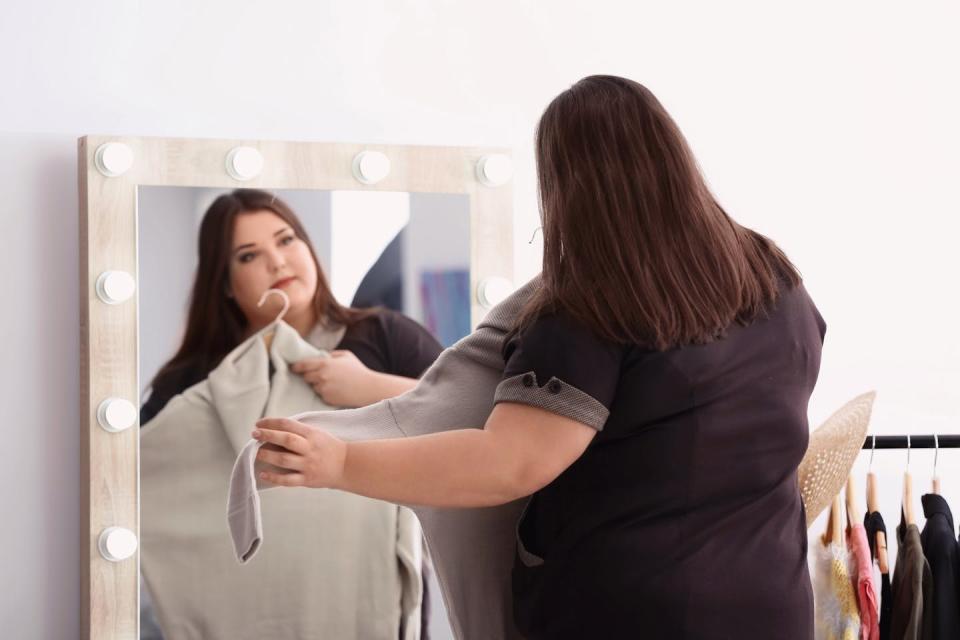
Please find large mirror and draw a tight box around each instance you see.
[136,186,471,639]
[78,137,513,640]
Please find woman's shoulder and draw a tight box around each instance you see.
[338,308,443,377]
[342,307,434,342]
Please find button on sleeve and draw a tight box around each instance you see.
[495,313,621,431]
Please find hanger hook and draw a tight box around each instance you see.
[869,434,876,471]
[933,434,940,479]
[528,226,542,245]
[257,287,291,325]
[906,434,911,471]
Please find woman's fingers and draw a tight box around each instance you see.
[255,446,305,471]
[255,417,312,438]
[259,470,307,487]
[252,426,309,454]
[291,357,327,374]
[302,369,328,385]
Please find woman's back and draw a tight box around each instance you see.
[509,280,825,639]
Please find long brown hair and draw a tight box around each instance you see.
[517,75,801,350]
[148,189,375,398]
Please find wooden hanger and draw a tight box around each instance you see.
[822,494,845,547]
[903,435,916,526]
[845,475,862,529]
[865,438,889,573]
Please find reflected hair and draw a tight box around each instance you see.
[515,75,801,349]
[148,189,376,401]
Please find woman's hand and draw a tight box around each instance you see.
[291,350,373,407]
[252,417,347,489]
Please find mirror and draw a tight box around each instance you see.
[136,185,471,639]
[79,136,512,640]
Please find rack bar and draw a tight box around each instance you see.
[861,435,960,450]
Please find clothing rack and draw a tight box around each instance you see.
[861,435,960,449]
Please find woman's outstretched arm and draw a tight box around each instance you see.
[253,402,597,507]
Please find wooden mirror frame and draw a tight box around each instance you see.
[79,135,513,638]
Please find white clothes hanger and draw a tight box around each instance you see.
[256,288,290,350]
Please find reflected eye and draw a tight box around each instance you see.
[280,234,296,246]
[238,252,256,264]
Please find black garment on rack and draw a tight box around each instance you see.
[920,494,960,639]
[865,511,893,640]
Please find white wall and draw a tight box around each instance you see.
[1,1,959,637]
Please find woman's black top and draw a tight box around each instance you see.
[498,282,825,639]
[140,309,443,426]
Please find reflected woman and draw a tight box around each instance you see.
[141,188,443,424]
[139,188,442,639]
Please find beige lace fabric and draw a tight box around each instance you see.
[811,540,862,640]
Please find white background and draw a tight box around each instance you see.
[1,1,958,637]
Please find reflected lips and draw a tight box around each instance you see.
[272,277,295,289]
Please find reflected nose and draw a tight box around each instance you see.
[265,247,286,272]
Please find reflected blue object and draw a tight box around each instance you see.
[420,270,471,347]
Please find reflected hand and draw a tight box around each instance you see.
[252,417,346,489]
[291,350,373,407]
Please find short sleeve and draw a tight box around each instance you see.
[495,313,621,431]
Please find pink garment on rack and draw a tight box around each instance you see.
[849,523,880,640]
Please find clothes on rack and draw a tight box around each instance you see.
[891,516,933,640]
[864,511,893,640]
[919,494,960,639]
[814,478,960,640]
[811,539,861,640]
[849,523,881,640]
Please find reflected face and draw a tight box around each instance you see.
[228,210,318,328]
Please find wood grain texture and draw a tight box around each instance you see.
[79,135,514,639]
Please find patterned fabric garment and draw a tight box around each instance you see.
[811,540,861,640]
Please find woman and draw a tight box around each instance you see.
[254,76,826,639]
[140,188,442,639]
[141,188,443,424]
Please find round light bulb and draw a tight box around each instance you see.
[97,398,137,433]
[476,154,512,187]
[95,270,136,305]
[94,143,134,177]
[226,146,265,181]
[352,151,391,185]
[477,277,514,308]
[98,527,138,562]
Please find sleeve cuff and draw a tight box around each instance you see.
[494,372,610,431]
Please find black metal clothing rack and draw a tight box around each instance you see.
[861,435,960,450]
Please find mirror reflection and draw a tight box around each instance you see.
[136,186,470,639]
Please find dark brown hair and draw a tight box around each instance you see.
[517,75,801,350]
[148,188,375,398]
